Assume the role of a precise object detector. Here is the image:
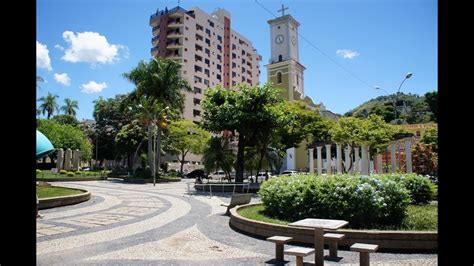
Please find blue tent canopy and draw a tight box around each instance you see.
[36,130,54,160]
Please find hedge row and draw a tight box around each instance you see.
[258,174,434,229]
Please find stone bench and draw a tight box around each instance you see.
[220,194,252,215]
[266,236,293,262]
[324,233,345,259]
[284,247,315,266]
[350,243,379,266]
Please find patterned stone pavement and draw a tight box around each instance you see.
[37,180,438,265]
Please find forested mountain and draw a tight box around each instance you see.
[344,91,437,124]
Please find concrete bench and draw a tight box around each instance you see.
[324,233,345,259]
[284,247,315,266]
[267,236,293,262]
[350,243,379,266]
[220,193,252,215]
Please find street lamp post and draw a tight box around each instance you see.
[374,72,413,123]
[394,72,413,121]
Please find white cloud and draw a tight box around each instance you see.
[54,73,71,86]
[61,31,124,65]
[336,49,360,59]
[81,81,107,94]
[37,41,52,71]
[54,44,64,51]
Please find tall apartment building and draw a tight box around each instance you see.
[149,6,262,167]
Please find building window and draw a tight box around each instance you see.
[216,74,222,81]
[205,48,210,56]
[193,98,201,105]
[195,54,203,62]
[232,53,236,59]
[217,64,222,71]
[232,71,236,78]
[205,28,211,36]
[194,87,202,94]
[205,38,211,46]
[195,34,203,41]
[193,109,201,117]
[278,55,282,62]
[196,24,203,31]
[204,79,209,86]
[208,20,214,27]
[194,76,202,83]
[217,54,222,61]
[204,69,210,77]
[217,44,222,51]
[194,65,202,72]
[232,44,236,50]
[232,62,236,68]
[277,72,282,84]
[217,35,222,42]
[195,44,203,51]
[204,58,210,66]
[416,131,421,137]
[296,74,299,85]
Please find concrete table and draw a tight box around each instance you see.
[289,218,348,266]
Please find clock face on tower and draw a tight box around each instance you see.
[291,36,296,45]
[275,34,284,44]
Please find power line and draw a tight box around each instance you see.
[254,0,375,90]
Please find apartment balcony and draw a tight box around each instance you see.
[152,35,160,46]
[152,25,160,35]
[166,42,182,49]
[167,31,182,39]
[169,11,184,19]
[151,46,159,57]
[168,21,183,28]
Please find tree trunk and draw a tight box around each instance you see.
[156,126,162,178]
[148,124,155,180]
[179,150,188,175]
[132,140,144,175]
[235,134,245,183]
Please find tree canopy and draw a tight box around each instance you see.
[37,119,92,160]
[201,83,281,182]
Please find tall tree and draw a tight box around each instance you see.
[61,98,79,116]
[123,57,190,183]
[165,119,211,175]
[37,92,59,119]
[424,91,438,122]
[202,83,280,183]
[202,136,236,181]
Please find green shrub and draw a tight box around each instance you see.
[134,167,152,179]
[258,174,411,229]
[67,171,75,177]
[381,173,435,204]
[75,170,81,175]
[36,169,42,174]
[59,169,68,175]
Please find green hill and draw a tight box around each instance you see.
[344,91,437,124]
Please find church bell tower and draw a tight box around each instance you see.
[266,5,306,101]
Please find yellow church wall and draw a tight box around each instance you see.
[268,66,291,100]
[295,140,309,171]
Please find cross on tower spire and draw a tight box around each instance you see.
[277,4,289,17]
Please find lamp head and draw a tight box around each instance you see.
[406,72,413,79]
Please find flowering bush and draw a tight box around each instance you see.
[381,173,436,204]
[258,174,411,228]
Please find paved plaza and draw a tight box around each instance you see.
[37,180,438,265]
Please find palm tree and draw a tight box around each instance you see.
[36,76,44,89]
[134,96,168,185]
[203,136,235,182]
[123,57,190,185]
[61,98,79,116]
[37,92,59,119]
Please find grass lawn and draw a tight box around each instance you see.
[238,204,437,231]
[37,186,83,199]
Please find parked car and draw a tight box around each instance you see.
[184,169,207,179]
[280,170,299,176]
[208,170,226,180]
[248,172,272,182]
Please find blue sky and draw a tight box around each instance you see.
[37,0,437,120]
